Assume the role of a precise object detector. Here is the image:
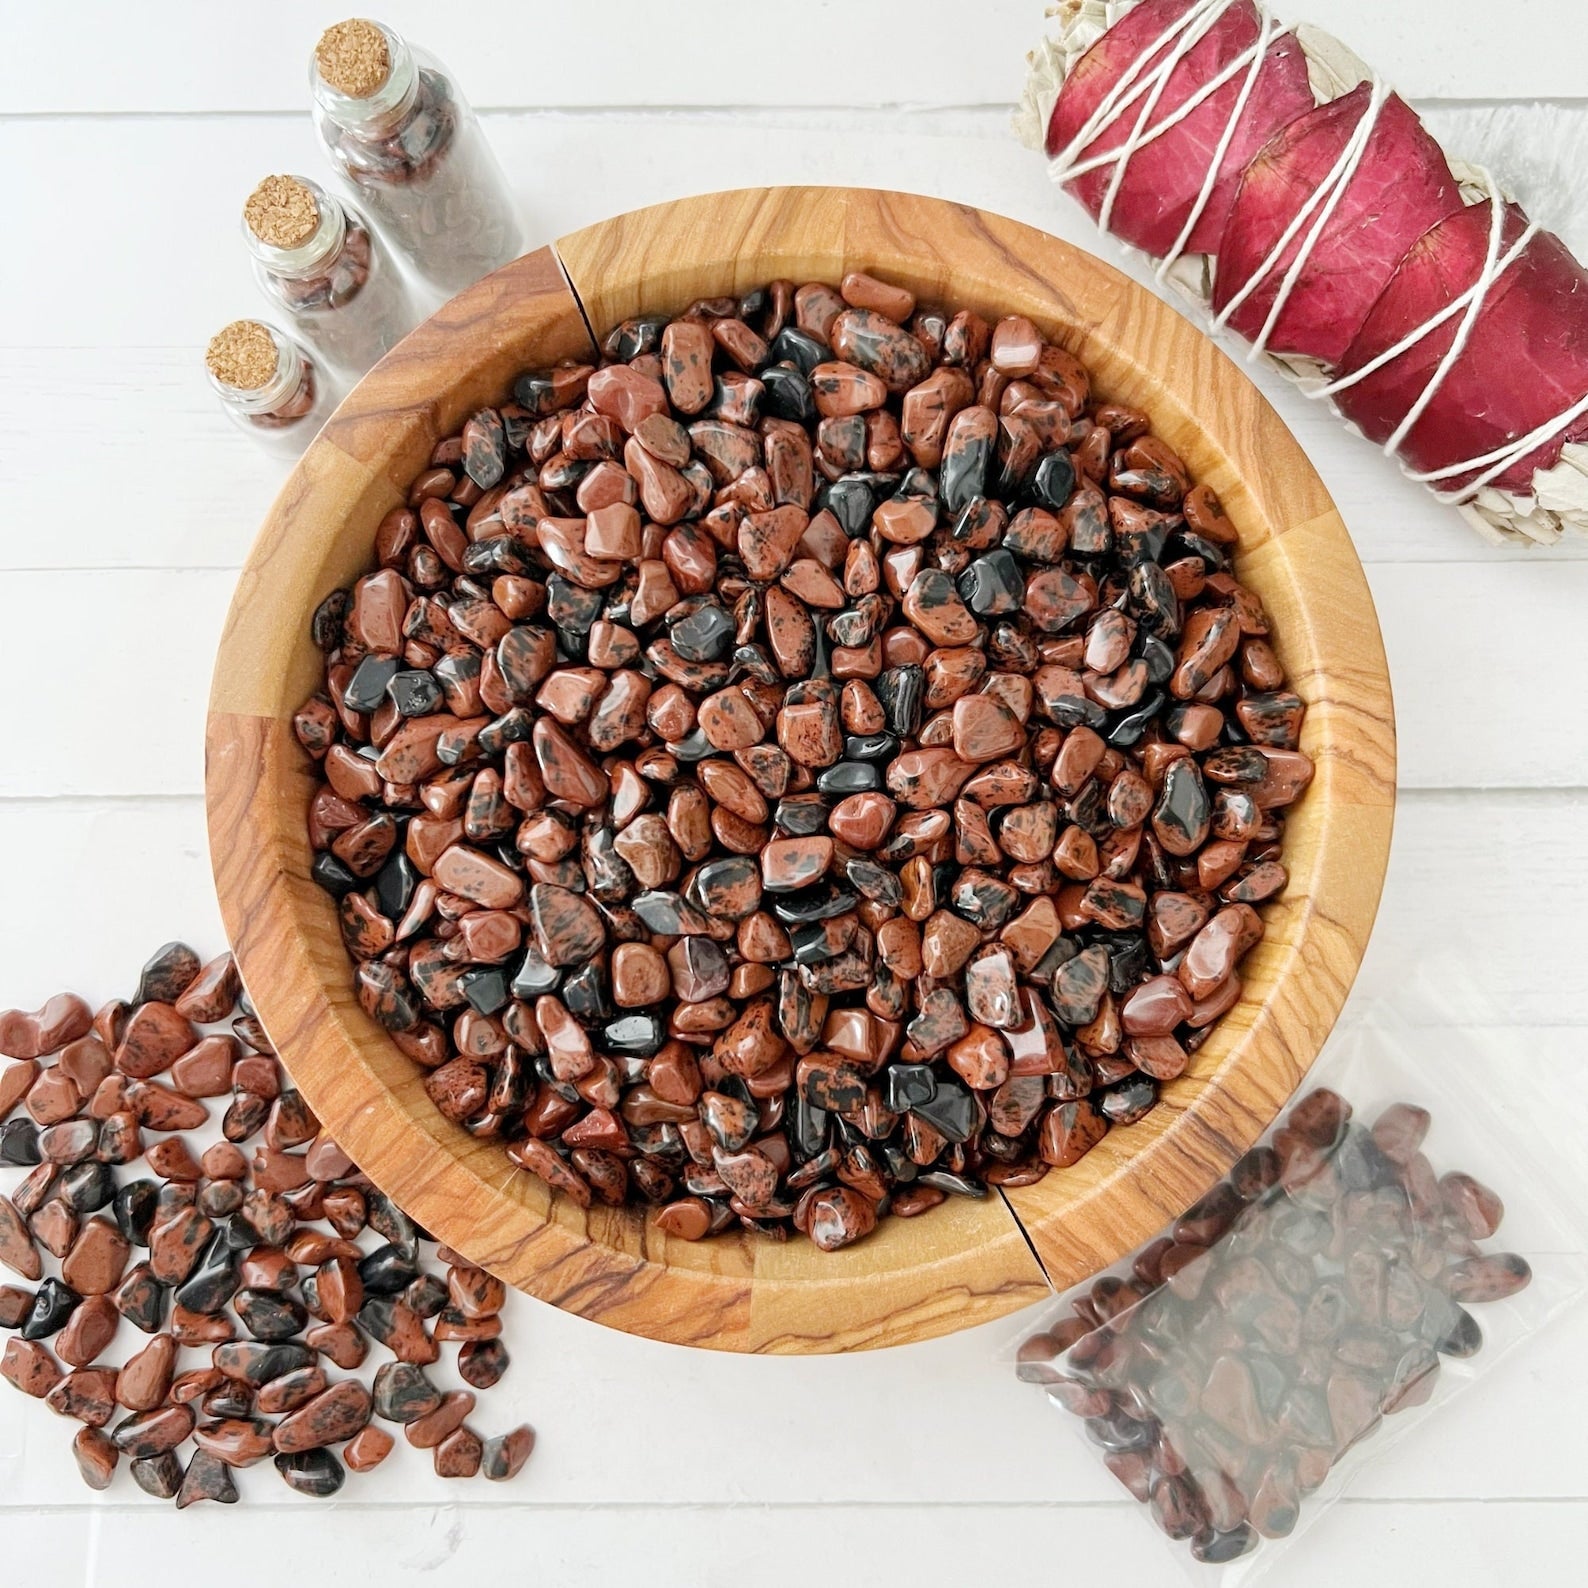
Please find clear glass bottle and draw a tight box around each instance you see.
[243,174,417,380]
[309,19,523,297]
[205,320,341,458]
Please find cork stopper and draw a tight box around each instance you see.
[243,175,321,250]
[206,321,280,391]
[315,19,391,98]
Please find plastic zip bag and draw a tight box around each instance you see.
[1007,980,1588,1578]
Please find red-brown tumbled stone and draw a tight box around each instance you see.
[529,884,607,968]
[273,1380,372,1453]
[114,1002,195,1080]
[760,836,832,892]
[612,943,671,1007]
[531,717,609,808]
[61,1217,131,1296]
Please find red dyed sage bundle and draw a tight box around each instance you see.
[1017,0,1588,545]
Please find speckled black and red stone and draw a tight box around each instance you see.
[296,272,1313,1251]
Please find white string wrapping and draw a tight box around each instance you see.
[1155,9,1283,281]
[1212,76,1390,360]
[1043,0,1588,505]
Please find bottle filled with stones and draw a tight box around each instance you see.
[243,174,418,380]
[297,269,1313,1251]
[309,18,522,298]
[205,319,340,457]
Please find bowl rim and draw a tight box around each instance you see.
[205,186,1395,1353]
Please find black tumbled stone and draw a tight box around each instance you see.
[670,602,735,663]
[690,856,760,917]
[310,590,350,652]
[1192,1527,1259,1565]
[177,1449,238,1508]
[1178,531,1229,571]
[668,729,714,762]
[342,655,398,713]
[912,1080,978,1145]
[631,892,700,935]
[760,365,816,425]
[386,669,442,717]
[214,1340,314,1385]
[770,326,828,372]
[917,1170,986,1198]
[958,549,1024,616]
[1107,690,1166,748]
[21,1277,80,1340]
[1115,515,1171,566]
[770,882,857,925]
[824,477,875,538]
[774,795,829,836]
[883,1063,937,1113]
[792,1096,829,1158]
[474,708,533,757]
[374,851,418,919]
[509,949,562,1001]
[233,1288,308,1342]
[843,732,898,762]
[359,1243,421,1297]
[561,962,612,1023]
[790,923,844,966]
[875,665,924,738]
[1140,634,1175,684]
[367,1192,422,1258]
[113,1181,159,1246]
[275,1448,346,1497]
[405,1273,449,1320]
[1129,561,1180,636]
[940,426,992,515]
[432,650,480,703]
[815,761,879,796]
[1154,758,1210,849]
[459,968,510,1016]
[0,1119,40,1166]
[310,851,360,898]
[60,1161,117,1214]
[602,315,666,361]
[1106,936,1153,994]
[1031,449,1076,512]
[175,1232,240,1315]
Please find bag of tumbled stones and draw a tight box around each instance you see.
[1009,1000,1588,1579]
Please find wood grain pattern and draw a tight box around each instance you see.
[206,189,1393,1352]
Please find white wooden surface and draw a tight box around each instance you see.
[3,2,1587,1580]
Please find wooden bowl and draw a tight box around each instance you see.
[206,187,1395,1353]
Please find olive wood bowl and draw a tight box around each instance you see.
[205,187,1395,1353]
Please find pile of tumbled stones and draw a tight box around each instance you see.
[296,269,1312,1251]
[1016,1088,1531,1565]
[0,944,533,1502]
